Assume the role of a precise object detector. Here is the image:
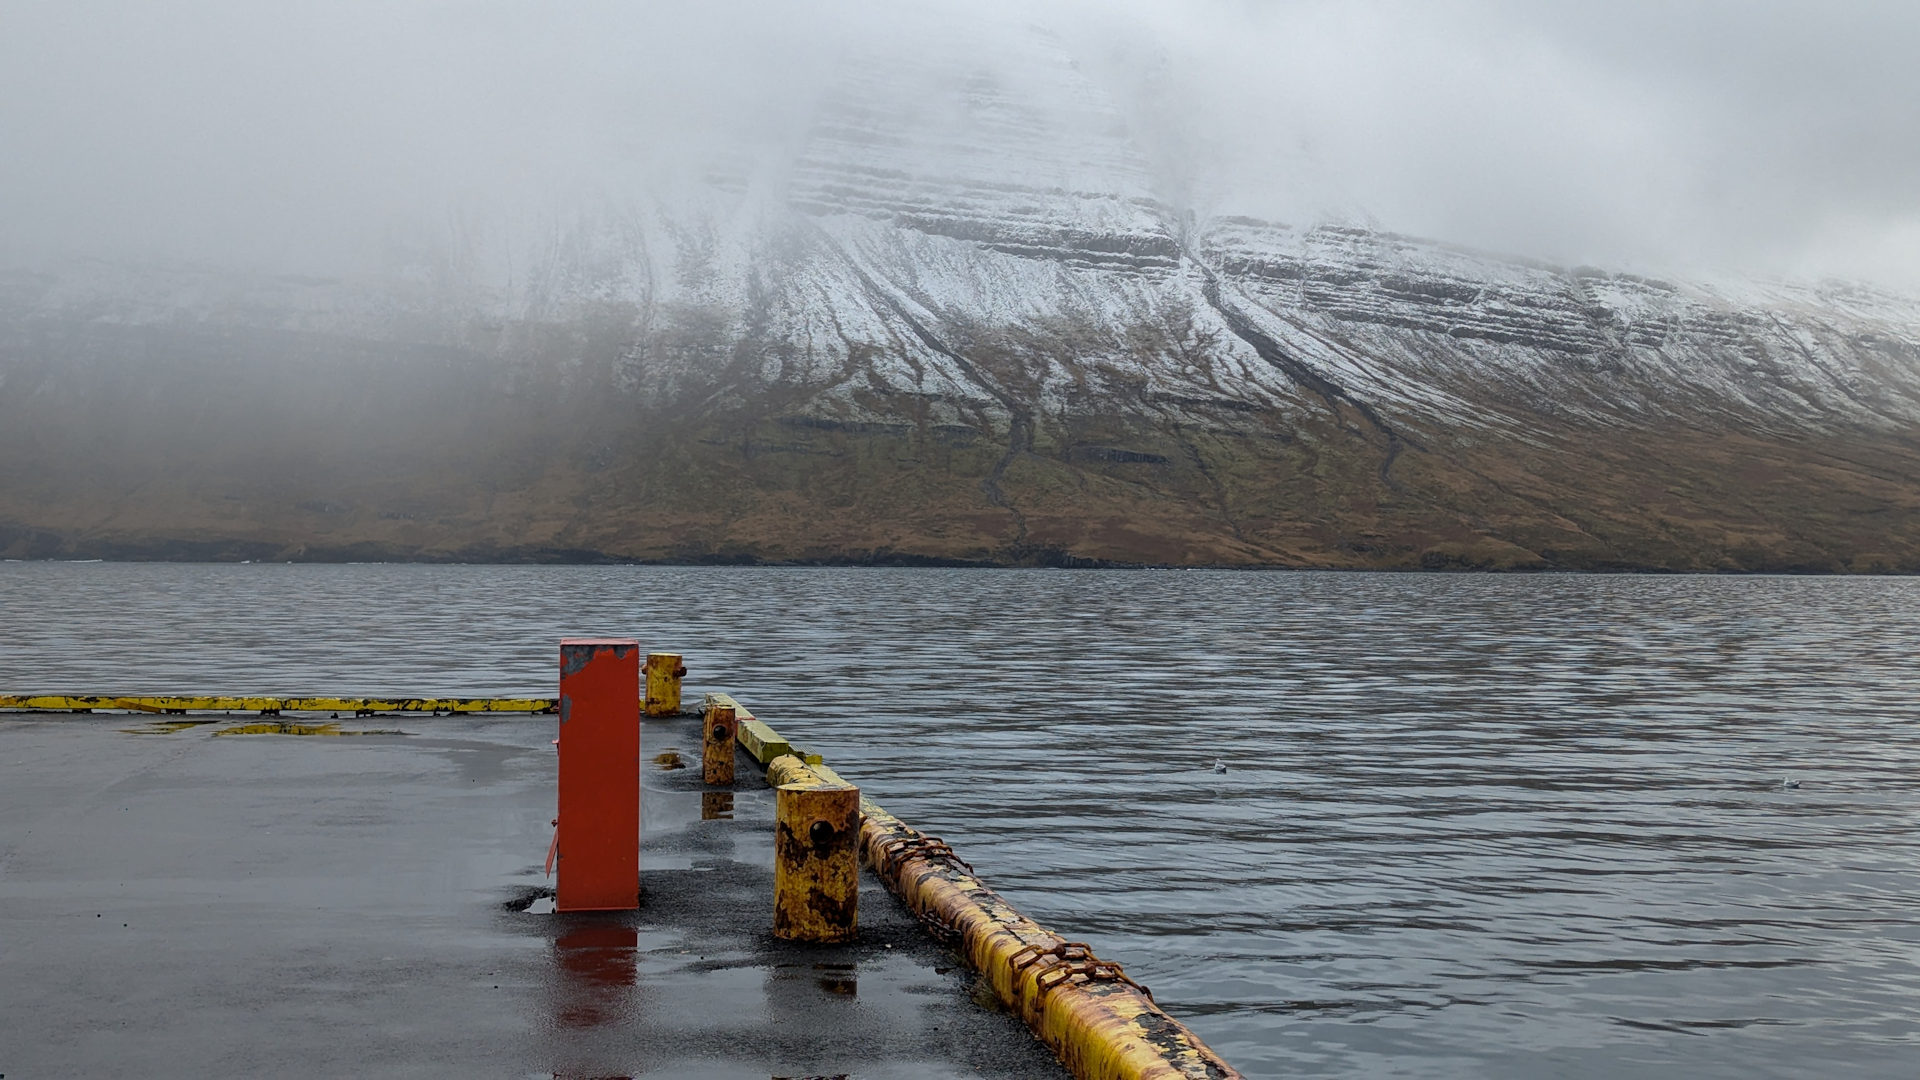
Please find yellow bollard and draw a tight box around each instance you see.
[773,778,860,943]
[703,702,737,785]
[643,652,685,717]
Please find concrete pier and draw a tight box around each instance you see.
[0,708,1068,1078]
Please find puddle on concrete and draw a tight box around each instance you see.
[502,886,557,913]
[768,960,861,1000]
[701,791,734,820]
[652,750,687,770]
[814,962,858,996]
[120,720,220,735]
[554,923,639,1029]
[211,721,405,737]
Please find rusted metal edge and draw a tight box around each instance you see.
[0,695,557,715]
[859,803,1242,1080]
[745,710,1243,1080]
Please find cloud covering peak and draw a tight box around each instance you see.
[4,0,1916,288]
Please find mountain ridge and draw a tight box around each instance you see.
[4,23,1919,571]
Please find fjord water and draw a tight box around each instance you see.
[5,564,1919,1078]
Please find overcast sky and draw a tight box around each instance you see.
[3,0,1917,288]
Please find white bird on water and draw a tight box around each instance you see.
[1213,760,1228,774]
[1782,776,1801,789]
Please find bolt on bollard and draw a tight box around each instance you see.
[555,638,641,912]
[644,652,686,717]
[703,702,737,785]
[773,766,860,943]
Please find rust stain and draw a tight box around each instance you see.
[773,780,860,943]
[702,702,736,784]
[861,802,1243,1079]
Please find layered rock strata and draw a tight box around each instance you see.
[3,25,1918,570]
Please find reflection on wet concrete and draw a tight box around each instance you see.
[552,922,638,1030]
[764,960,860,1031]
[211,721,404,737]
[120,719,220,735]
[701,791,733,820]
[814,962,857,996]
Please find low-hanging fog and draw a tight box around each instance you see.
[3,0,1918,290]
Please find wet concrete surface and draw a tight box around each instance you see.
[0,709,1070,1079]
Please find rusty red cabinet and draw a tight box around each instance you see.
[555,638,641,911]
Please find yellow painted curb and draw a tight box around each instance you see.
[0,695,555,715]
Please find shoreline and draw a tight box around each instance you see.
[2,553,1913,574]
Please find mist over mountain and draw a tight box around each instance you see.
[4,1,1919,569]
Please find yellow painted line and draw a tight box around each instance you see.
[737,719,791,763]
[0,695,555,714]
[708,692,798,765]
[704,692,754,722]
[115,699,171,714]
[736,701,1244,1080]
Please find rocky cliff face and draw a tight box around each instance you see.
[4,24,1919,570]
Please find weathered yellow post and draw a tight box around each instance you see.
[643,652,685,717]
[703,701,736,785]
[771,757,859,942]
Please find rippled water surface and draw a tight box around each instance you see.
[5,563,1920,1078]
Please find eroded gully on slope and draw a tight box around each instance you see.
[1193,263,1632,562]
[842,262,1034,552]
[1195,266,1415,492]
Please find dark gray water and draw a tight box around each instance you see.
[5,563,1919,1078]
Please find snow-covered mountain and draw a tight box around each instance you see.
[4,20,1919,569]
